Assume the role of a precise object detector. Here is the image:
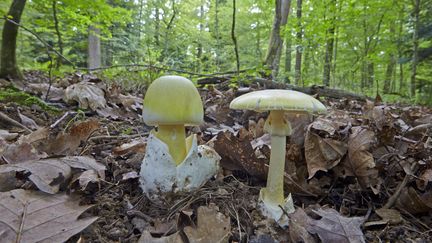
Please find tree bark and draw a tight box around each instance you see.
[214,0,221,70]
[264,0,291,78]
[294,0,303,85]
[410,0,420,97]
[0,0,27,80]
[88,25,101,69]
[52,0,63,69]
[231,0,240,75]
[323,0,336,87]
[284,35,292,75]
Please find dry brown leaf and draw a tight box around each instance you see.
[417,169,432,190]
[0,129,18,141]
[396,187,432,214]
[343,127,379,192]
[375,208,403,225]
[17,110,39,130]
[0,156,105,194]
[27,83,65,101]
[138,231,182,243]
[43,119,99,155]
[1,142,43,164]
[183,205,230,243]
[289,208,317,243]
[64,81,106,110]
[0,189,97,243]
[112,138,147,156]
[213,130,267,178]
[77,170,99,190]
[307,208,365,243]
[305,125,347,178]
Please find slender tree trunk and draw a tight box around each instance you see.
[52,0,63,69]
[214,0,221,70]
[383,22,396,93]
[88,25,101,69]
[410,0,420,97]
[154,4,160,46]
[367,62,374,86]
[0,0,27,79]
[231,0,240,75]
[256,21,262,61]
[284,35,292,75]
[264,0,291,78]
[162,0,176,62]
[331,1,341,87]
[323,0,336,87]
[196,1,204,72]
[398,6,405,93]
[294,0,303,85]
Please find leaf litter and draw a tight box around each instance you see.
[0,71,431,242]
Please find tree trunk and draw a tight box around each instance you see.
[284,35,292,75]
[322,0,336,87]
[88,25,101,69]
[52,0,63,69]
[196,1,204,72]
[0,0,26,80]
[410,0,420,97]
[154,4,160,46]
[231,0,240,75]
[214,0,221,70]
[264,0,291,78]
[383,55,396,93]
[294,0,303,85]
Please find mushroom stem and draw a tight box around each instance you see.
[155,125,186,165]
[264,135,286,205]
[261,110,291,206]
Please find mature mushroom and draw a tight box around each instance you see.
[229,89,326,226]
[140,75,220,196]
[142,75,203,165]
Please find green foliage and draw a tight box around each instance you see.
[1,0,431,105]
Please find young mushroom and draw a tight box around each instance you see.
[140,75,220,197]
[229,89,326,226]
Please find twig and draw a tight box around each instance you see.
[50,111,76,128]
[382,174,409,209]
[0,111,31,133]
[89,133,148,141]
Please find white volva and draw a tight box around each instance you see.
[140,133,220,197]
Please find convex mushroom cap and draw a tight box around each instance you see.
[143,75,203,126]
[229,89,326,113]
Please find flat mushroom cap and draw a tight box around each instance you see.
[229,89,326,113]
[143,75,204,126]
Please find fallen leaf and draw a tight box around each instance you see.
[43,119,99,155]
[416,169,432,190]
[289,208,316,243]
[0,189,97,243]
[342,127,379,192]
[183,204,231,243]
[17,110,39,130]
[375,208,403,225]
[396,187,432,214]
[213,130,267,178]
[138,230,182,243]
[0,129,18,141]
[307,208,365,243]
[1,142,43,164]
[305,123,347,178]
[77,170,100,190]
[64,81,106,110]
[27,83,65,101]
[0,156,105,194]
[112,138,147,156]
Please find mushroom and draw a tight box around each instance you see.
[142,75,203,164]
[140,75,220,196]
[229,89,326,226]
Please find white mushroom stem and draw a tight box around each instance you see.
[155,124,186,165]
[261,110,292,206]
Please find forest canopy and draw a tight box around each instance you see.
[0,0,431,104]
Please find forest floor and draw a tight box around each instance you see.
[0,71,431,243]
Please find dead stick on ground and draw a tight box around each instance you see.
[383,173,409,209]
[0,111,31,133]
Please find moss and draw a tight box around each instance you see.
[0,87,61,113]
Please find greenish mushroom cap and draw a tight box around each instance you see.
[229,89,326,113]
[143,75,204,126]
